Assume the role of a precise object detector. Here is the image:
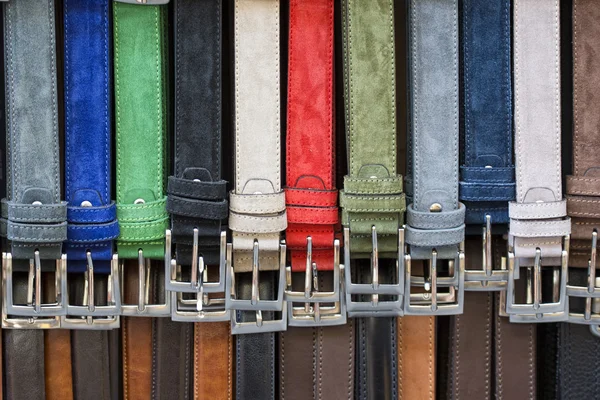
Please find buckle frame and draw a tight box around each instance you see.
[567,231,600,324]
[403,242,465,315]
[343,226,404,317]
[504,236,569,322]
[227,240,287,334]
[285,237,346,326]
[119,249,171,316]
[2,251,67,318]
[165,229,226,293]
[464,215,508,291]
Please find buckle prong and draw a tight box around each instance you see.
[371,226,379,306]
[484,214,492,277]
[34,251,42,313]
[430,249,438,312]
[86,251,96,313]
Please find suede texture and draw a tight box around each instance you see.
[113,3,169,260]
[3,0,65,262]
[340,0,404,258]
[460,0,514,226]
[64,0,117,273]
[168,0,228,266]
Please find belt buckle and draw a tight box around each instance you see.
[342,226,404,317]
[567,231,600,324]
[464,215,508,291]
[285,237,346,327]
[61,252,121,330]
[226,240,287,334]
[403,242,465,315]
[119,249,171,316]
[2,251,67,329]
[165,229,226,293]
[169,230,230,322]
[504,235,569,322]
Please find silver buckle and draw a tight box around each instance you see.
[403,242,465,315]
[464,215,508,290]
[226,240,287,334]
[169,230,230,322]
[119,249,171,316]
[2,251,67,323]
[504,236,569,322]
[567,231,600,324]
[285,237,346,326]
[343,226,404,317]
[165,229,226,293]
[61,252,121,329]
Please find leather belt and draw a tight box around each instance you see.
[229,0,284,398]
[61,1,120,395]
[279,1,353,398]
[1,1,64,398]
[167,0,229,323]
[404,0,465,315]
[553,1,600,397]
[340,1,406,399]
[167,0,230,398]
[505,0,571,322]
[113,2,170,399]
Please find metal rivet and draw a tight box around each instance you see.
[134,198,145,205]
[193,179,201,182]
[430,203,442,212]
[81,201,92,207]
[485,165,492,169]
[32,201,42,206]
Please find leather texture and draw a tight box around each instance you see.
[113,2,169,260]
[509,0,569,263]
[442,238,536,399]
[340,0,404,258]
[45,330,74,400]
[169,0,227,266]
[194,322,232,400]
[2,0,65,262]
[460,0,514,225]
[64,0,117,274]
[231,0,285,273]
[4,330,45,400]
[397,315,436,400]
[235,274,276,400]
[406,0,464,261]
[122,260,152,400]
[285,0,337,272]
[567,0,600,267]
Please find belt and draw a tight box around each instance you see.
[113,1,171,398]
[404,0,465,315]
[444,1,537,397]
[504,0,570,322]
[229,0,285,398]
[278,1,353,398]
[1,0,65,398]
[167,0,231,398]
[554,0,600,396]
[341,1,405,398]
[61,1,120,397]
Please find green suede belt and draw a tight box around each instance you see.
[113,3,169,260]
[340,0,405,258]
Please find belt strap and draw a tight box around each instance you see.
[231,0,283,398]
[169,0,229,396]
[2,0,63,397]
[553,1,600,395]
[565,0,600,321]
[460,0,512,290]
[505,0,570,321]
[194,322,232,400]
[405,0,464,315]
[341,1,402,399]
[113,3,170,399]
